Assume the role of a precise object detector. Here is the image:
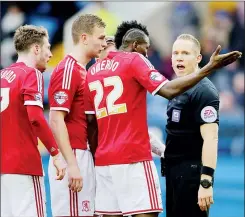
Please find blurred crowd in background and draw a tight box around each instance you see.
[1,1,244,156]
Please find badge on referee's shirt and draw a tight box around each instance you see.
[172,109,181,122]
[201,106,217,123]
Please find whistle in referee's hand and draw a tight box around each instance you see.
[160,157,166,177]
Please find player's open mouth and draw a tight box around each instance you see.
[177,64,185,70]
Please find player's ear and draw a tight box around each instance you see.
[197,54,202,64]
[81,33,88,45]
[132,41,138,51]
[33,44,40,55]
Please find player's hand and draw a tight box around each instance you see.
[208,45,242,70]
[52,153,66,180]
[67,164,83,192]
[197,185,214,211]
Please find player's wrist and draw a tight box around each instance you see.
[52,150,61,159]
[198,63,213,77]
[67,162,80,169]
[65,158,79,168]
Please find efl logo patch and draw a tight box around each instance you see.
[54,91,68,105]
[150,72,164,81]
[172,109,181,122]
[201,106,217,123]
[35,93,42,102]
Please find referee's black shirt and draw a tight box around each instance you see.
[165,77,220,162]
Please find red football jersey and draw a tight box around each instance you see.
[49,55,88,150]
[1,62,45,176]
[85,51,169,166]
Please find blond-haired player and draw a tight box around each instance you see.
[48,14,107,217]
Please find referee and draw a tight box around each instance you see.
[162,34,220,217]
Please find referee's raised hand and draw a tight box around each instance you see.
[208,45,242,70]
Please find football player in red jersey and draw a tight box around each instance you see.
[98,36,117,59]
[99,35,166,158]
[48,14,107,217]
[84,20,241,217]
[0,25,65,217]
[98,35,166,158]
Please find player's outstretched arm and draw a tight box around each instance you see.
[86,114,98,160]
[49,110,83,192]
[157,46,242,99]
[26,105,65,180]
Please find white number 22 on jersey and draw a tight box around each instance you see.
[0,88,10,112]
[88,76,127,119]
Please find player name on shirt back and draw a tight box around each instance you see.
[90,59,120,75]
[1,69,16,83]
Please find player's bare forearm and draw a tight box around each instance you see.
[157,63,213,99]
[26,105,59,156]
[200,123,218,180]
[49,110,78,166]
[86,114,98,158]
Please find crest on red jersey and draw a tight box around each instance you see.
[149,72,163,81]
[35,93,42,102]
[54,91,68,105]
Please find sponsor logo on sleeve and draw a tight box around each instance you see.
[201,106,217,123]
[35,93,43,102]
[150,72,164,81]
[54,91,68,105]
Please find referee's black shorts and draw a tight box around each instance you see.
[165,159,210,217]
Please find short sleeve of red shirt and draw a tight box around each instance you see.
[84,76,95,114]
[22,69,44,109]
[48,60,79,113]
[131,53,169,95]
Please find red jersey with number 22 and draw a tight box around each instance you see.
[85,51,168,166]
